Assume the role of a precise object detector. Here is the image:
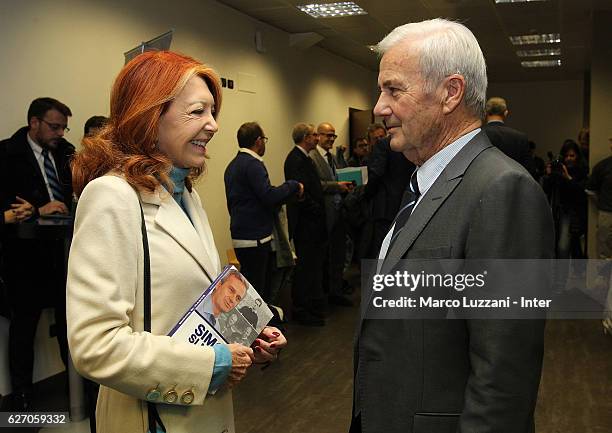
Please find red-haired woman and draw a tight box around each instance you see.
[67,51,286,433]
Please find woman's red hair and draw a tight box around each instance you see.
[72,51,222,196]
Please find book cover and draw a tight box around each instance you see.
[337,166,368,185]
[168,265,273,348]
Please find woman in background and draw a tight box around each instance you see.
[544,139,588,259]
[67,51,285,433]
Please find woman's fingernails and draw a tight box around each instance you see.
[255,346,263,352]
[270,343,277,349]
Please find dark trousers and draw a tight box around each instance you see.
[4,241,68,393]
[234,242,274,303]
[323,220,346,296]
[292,232,325,312]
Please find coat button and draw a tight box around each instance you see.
[163,389,178,403]
[146,388,161,401]
[180,390,195,405]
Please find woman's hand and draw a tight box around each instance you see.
[226,343,253,388]
[560,163,572,180]
[251,326,287,364]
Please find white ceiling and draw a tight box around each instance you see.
[216,0,612,82]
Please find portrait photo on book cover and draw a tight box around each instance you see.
[195,266,272,346]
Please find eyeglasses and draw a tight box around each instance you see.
[39,118,70,132]
[322,133,338,139]
[259,136,269,144]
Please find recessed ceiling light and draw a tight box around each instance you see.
[367,45,376,51]
[521,59,562,68]
[495,0,547,3]
[509,33,561,45]
[516,48,561,57]
[298,2,368,18]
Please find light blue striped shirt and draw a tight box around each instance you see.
[379,128,481,260]
[413,128,480,211]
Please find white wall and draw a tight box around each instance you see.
[487,80,585,160]
[0,0,376,262]
[0,0,376,387]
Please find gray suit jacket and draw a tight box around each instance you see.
[309,147,345,232]
[354,131,554,433]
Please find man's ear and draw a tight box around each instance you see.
[29,116,39,130]
[441,74,465,115]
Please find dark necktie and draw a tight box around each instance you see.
[42,149,65,203]
[388,172,420,247]
[326,152,336,177]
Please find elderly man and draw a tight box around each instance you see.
[0,97,75,410]
[483,96,535,177]
[284,123,327,326]
[352,19,553,433]
[310,122,353,307]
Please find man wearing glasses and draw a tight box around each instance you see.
[310,122,353,308]
[224,122,303,307]
[0,97,74,410]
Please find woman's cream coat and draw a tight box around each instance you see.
[67,175,234,433]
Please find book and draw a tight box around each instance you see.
[168,265,273,348]
[337,166,368,186]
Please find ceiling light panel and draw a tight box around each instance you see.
[521,59,562,68]
[495,0,547,3]
[516,48,561,57]
[298,2,368,18]
[509,33,561,45]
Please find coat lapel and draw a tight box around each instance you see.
[141,188,218,283]
[7,129,47,188]
[361,132,492,323]
[381,131,492,274]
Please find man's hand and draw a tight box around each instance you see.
[297,182,304,199]
[4,196,34,223]
[39,200,69,216]
[251,326,287,364]
[338,181,354,193]
[226,343,254,388]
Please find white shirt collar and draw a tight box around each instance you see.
[416,128,481,200]
[295,145,310,157]
[26,131,44,158]
[316,144,331,158]
[238,147,264,162]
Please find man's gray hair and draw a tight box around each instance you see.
[292,123,314,144]
[376,18,487,118]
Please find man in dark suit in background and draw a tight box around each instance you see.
[224,122,302,303]
[0,97,74,410]
[352,19,553,433]
[310,122,353,308]
[483,96,536,177]
[364,134,415,258]
[284,123,327,326]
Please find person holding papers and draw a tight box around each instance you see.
[67,51,286,433]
